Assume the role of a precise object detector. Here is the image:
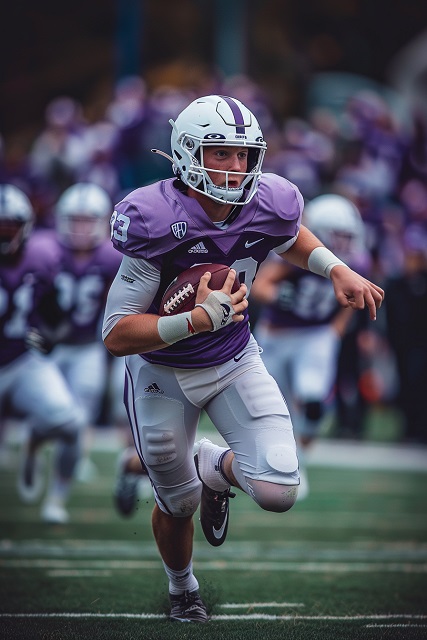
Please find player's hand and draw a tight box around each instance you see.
[198,269,248,315]
[25,328,54,355]
[194,269,248,331]
[329,265,384,321]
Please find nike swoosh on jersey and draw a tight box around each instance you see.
[234,353,244,362]
[213,510,229,540]
[245,238,264,248]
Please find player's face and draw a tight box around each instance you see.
[202,146,248,188]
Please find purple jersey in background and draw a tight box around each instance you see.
[260,250,372,329]
[54,236,123,345]
[0,230,61,366]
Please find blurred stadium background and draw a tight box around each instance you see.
[2,0,427,139]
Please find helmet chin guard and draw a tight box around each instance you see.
[169,95,267,205]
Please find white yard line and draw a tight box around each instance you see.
[2,558,427,573]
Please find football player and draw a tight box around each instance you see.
[48,183,123,481]
[0,184,85,524]
[252,194,370,499]
[102,95,384,622]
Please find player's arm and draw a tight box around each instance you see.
[250,254,293,305]
[26,283,71,355]
[279,225,384,320]
[103,257,247,357]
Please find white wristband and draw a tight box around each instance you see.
[308,246,347,279]
[157,312,197,345]
[195,290,234,332]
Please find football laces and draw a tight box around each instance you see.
[163,283,195,314]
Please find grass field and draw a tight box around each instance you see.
[1,414,426,640]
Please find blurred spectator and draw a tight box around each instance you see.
[28,97,89,207]
[385,224,427,443]
[106,75,148,191]
[75,121,121,201]
[138,86,194,186]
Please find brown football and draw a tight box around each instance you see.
[159,264,240,316]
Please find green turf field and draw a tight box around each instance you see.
[1,419,426,640]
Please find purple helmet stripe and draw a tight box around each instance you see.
[220,95,245,134]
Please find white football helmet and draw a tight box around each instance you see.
[56,183,112,250]
[0,184,34,255]
[169,95,267,205]
[303,194,365,262]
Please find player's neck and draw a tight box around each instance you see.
[187,188,234,223]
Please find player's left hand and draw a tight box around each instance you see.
[329,265,384,321]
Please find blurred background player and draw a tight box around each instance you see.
[47,182,122,481]
[0,183,85,523]
[109,355,152,517]
[252,194,370,499]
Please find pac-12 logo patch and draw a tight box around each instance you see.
[171,222,187,239]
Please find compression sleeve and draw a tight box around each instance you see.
[102,255,161,340]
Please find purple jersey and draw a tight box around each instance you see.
[110,173,303,367]
[260,251,372,329]
[262,268,340,328]
[0,230,61,366]
[55,237,123,344]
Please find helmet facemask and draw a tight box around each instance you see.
[0,219,32,255]
[57,214,109,251]
[0,184,34,256]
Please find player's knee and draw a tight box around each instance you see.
[247,478,298,512]
[240,441,299,512]
[156,478,202,518]
[32,412,84,444]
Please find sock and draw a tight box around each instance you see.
[199,442,231,491]
[46,477,70,504]
[162,560,199,595]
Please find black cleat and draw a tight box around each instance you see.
[194,439,235,547]
[114,448,150,517]
[169,590,208,623]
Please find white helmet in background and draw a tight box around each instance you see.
[169,95,267,205]
[56,183,112,250]
[0,184,34,255]
[303,194,365,262]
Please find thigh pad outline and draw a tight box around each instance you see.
[135,395,186,470]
